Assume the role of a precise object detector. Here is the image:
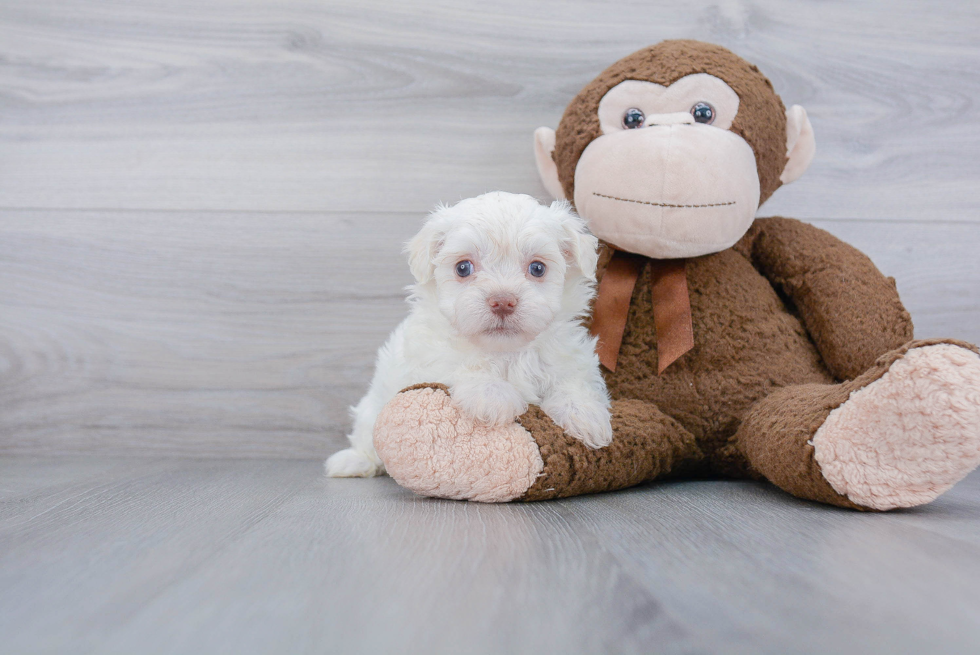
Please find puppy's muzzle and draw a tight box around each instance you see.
[487,293,518,318]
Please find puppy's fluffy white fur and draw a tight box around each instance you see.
[326,191,612,478]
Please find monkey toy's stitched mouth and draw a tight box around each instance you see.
[593,192,736,209]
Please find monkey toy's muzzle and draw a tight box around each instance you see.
[573,124,761,259]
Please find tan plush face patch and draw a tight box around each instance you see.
[596,75,740,132]
[576,74,761,258]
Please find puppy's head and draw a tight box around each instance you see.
[406,192,598,351]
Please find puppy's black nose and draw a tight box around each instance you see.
[487,293,518,317]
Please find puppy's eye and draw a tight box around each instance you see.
[455,260,474,278]
[622,107,645,129]
[691,102,715,124]
[528,261,546,278]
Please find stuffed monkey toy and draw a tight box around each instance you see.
[372,40,980,510]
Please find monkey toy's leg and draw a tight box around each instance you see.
[373,384,701,502]
[734,340,980,510]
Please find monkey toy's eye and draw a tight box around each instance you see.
[455,260,474,278]
[528,261,546,278]
[691,102,715,124]
[622,107,645,129]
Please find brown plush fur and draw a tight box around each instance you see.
[553,40,788,205]
[733,337,980,510]
[517,399,702,501]
[737,218,913,380]
[521,218,952,509]
[517,218,915,506]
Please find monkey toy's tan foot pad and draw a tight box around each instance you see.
[813,343,980,510]
[374,384,702,503]
[373,384,543,502]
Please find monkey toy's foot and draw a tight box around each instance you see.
[812,343,980,510]
[373,384,545,502]
[374,384,701,502]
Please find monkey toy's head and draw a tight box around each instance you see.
[534,40,815,259]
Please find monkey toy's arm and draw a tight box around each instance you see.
[735,216,914,380]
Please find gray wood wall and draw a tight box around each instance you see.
[2,0,978,458]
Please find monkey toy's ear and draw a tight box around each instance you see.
[780,105,816,185]
[533,127,566,201]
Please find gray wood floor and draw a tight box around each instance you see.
[2,0,980,653]
[2,458,980,654]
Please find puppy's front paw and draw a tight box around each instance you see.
[543,397,613,449]
[450,379,527,427]
[325,448,385,478]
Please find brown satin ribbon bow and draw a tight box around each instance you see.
[590,249,694,374]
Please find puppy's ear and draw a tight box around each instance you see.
[405,207,449,284]
[552,200,599,281]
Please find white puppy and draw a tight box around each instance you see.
[326,191,613,478]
